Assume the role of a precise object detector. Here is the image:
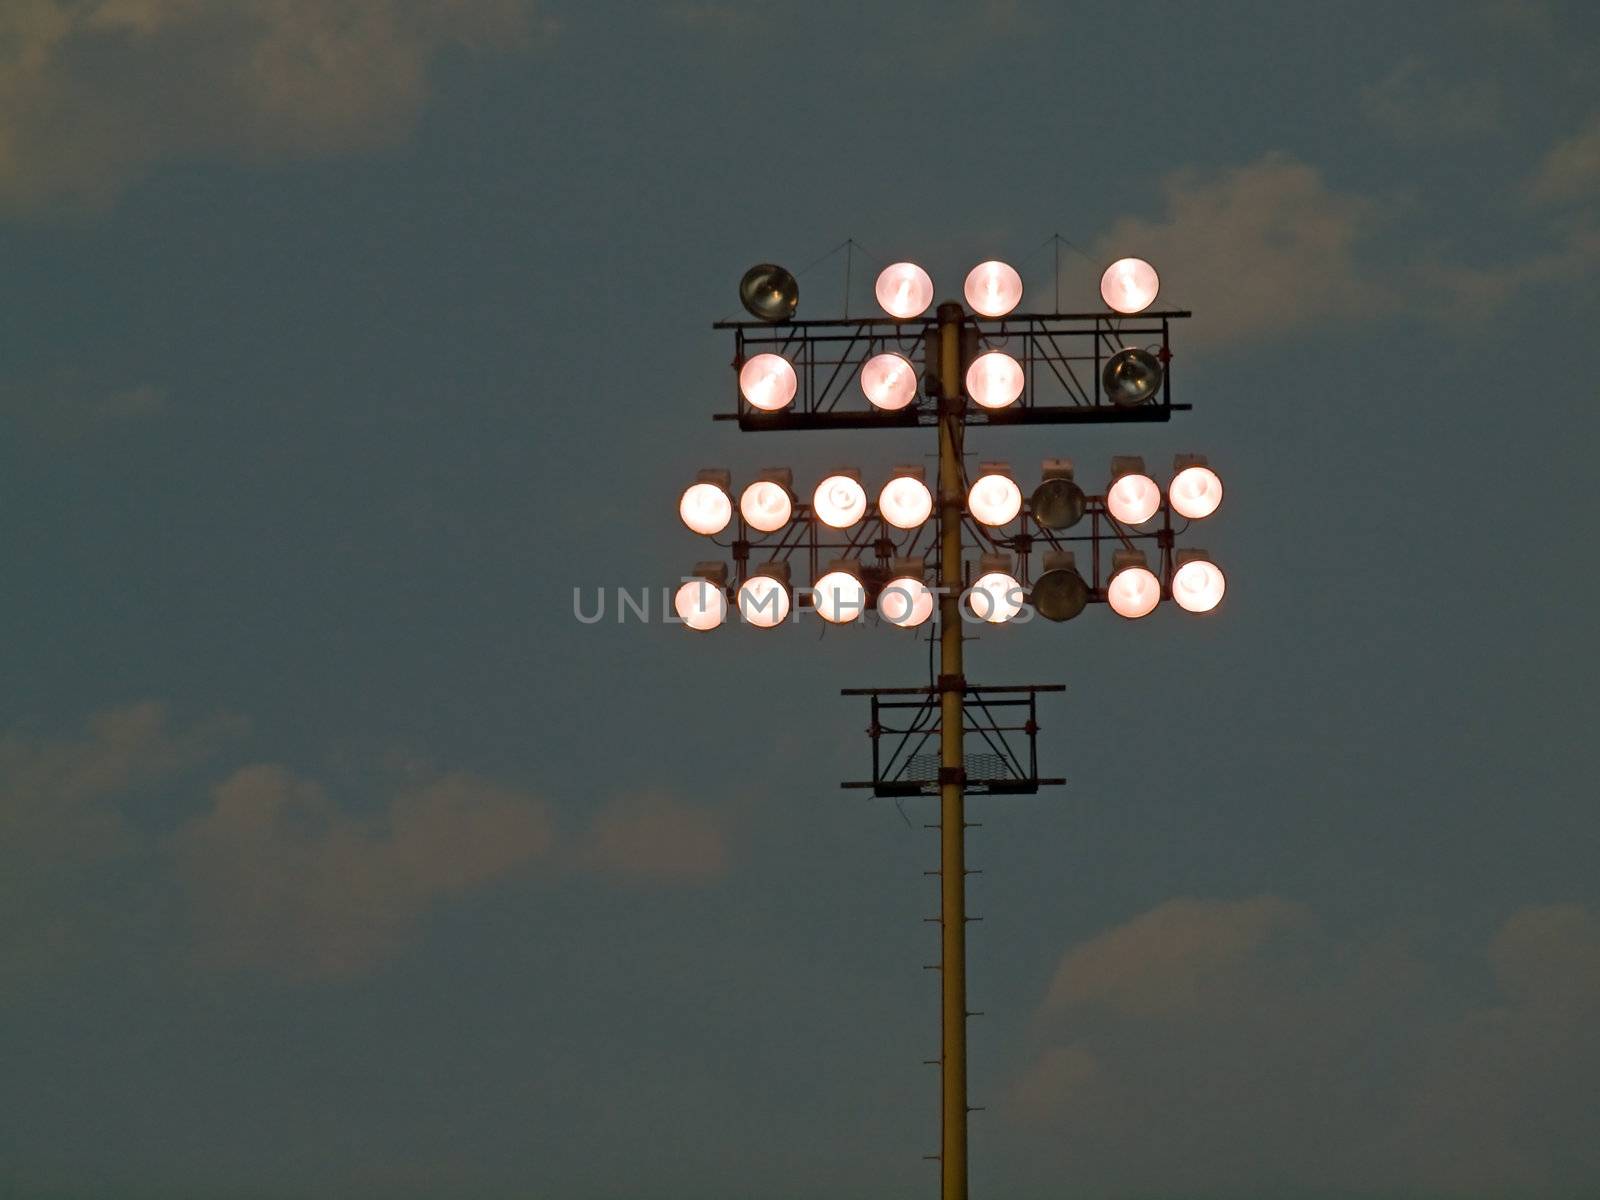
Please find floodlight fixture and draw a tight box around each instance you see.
[1029,549,1089,622]
[860,351,919,411]
[875,262,934,319]
[878,466,933,530]
[1105,456,1161,526]
[1106,548,1160,619]
[739,352,798,411]
[738,562,792,627]
[1172,550,1226,613]
[739,263,799,322]
[879,557,934,628]
[968,463,1022,527]
[813,560,867,624]
[813,470,868,529]
[675,562,729,631]
[1102,346,1163,407]
[1169,454,1223,520]
[678,468,733,536]
[1099,256,1160,314]
[1029,459,1086,530]
[965,350,1024,409]
[740,468,794,532]
[963,260,1023,317]
[969,553,1023,624]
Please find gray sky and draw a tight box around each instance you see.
[1,2,1598,1197]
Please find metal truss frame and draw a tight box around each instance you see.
[713,310,1191,431]
[838,683,1066,797]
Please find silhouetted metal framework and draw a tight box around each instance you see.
[718,496,1193,605]
[840,684,1066,797]
[713,310,1190,431]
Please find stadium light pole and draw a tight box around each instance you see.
[677,252,1219,1200]
[934,299,970,1186]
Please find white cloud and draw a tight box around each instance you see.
[0,701,735,986]
[0,700,244,864]
[172,764,554,981]
[1094,141,1600,342]
[0,701,246,983]
[173,772,733,980]
[1042,894,1312,1020]
[582,791,728,884]
[0,0,545,214]
[1008,896,1600,1197]
[1095,155,1385,343]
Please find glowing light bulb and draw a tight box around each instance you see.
[813,474,868,528]
[878,475,933,530]
[738,353,797,411]
[968,472,1022,526]
[1169,465,1223,520]
[678,481,731,536]
[1100,257,1160,315]
[740,480,792,532]
[875,263,934,319]
[879,576,934,628]
[965,351,1024,409]
[738,574,791,627]
[860,352,918,410]
[1106,565,1160,619]
[1172,558,1226,613]
[674,578,726,631]
[969,571,1023,624]
[1106,472,1161,526]
[963,260,1023,317]
[813,570,866,624]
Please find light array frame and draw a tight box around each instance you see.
[715,309,1190,431]
[688,474,1213,614]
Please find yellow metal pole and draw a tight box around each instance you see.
[934,299,968,1200]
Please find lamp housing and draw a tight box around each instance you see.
[738,264,799,322]
[878,465,933,530]
[1099,257,1160,314]
[1169,454,1223,520]
[963,260,1023,317]
[1029,458,1086,530]
[738,352,798,411]
[740,467,795,533]
[1106,548,1160,619]
[965,349,1024,409]
[968,462,1022,527]
[969,552,1023,624]
[813,559,868,624]
[675,562,729,631]
[813,468,868,529]
[1102,346,1163,407]
[1030,549,1089,622]
[679,468,733,536]
[738,561,792,627]
[1172,549,1226,613]
[875,262,934,319]
[860,352,918,410]
[879,557,934,628]
[1106,456,1161,526]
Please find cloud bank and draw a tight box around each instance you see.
[2,702,730,985]
[0,0,544,213]
[1007,895,1600,1198]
